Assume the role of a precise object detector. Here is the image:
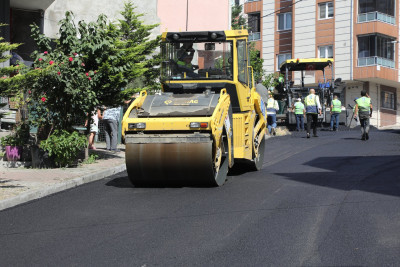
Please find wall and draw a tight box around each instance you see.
[262,0,275,74]
[43,0,159,38]
[334,0,352,81]
[294,0,316,85]
[157,0,230,32]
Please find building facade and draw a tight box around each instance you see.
[1,0,230,64]
[263,0,400,128]
[0,0,230,128]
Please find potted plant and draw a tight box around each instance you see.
[0,124,29,161]
[1,132,24,161]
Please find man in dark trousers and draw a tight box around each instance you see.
[304,89,322,138]
[354,90,373,140]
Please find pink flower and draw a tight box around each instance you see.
[49,60,54,65]
[28,90,31,94]
[44,51,48,55]
[69,57,73,62]
[88,77,92,81]
[57,72,61,75]
[73,53,78,56]
[81,63,85,66]
[94,70,97,74]
[85,72,89,76]
[39,58,43,61]
[41,97,46,102]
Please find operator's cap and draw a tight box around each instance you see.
[297,98,301,101]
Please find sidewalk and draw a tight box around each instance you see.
[0,143,126,211]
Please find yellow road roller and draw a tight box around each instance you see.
[122,30,266,186]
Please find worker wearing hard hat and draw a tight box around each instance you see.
[304,88,322,138]
[293,98,305,131]
[330,95,342,131]
[266,93,279,136]
[354,90,373,140]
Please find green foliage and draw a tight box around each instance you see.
[0,124,29,147]
[82,153,99,164]
[26,4,161,136]
[231,4,247,30]
[40,130,87,167]
[0,24,26,96]
[249,45,264,83]
[262,72,281,90]
[117,1,161,96]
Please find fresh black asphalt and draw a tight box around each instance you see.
[1,128,400,266]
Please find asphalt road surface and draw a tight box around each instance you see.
[1,128,400,266]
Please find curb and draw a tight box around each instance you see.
[0,163,126,211]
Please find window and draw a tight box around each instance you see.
[277,53,292,70]
[358,0,395,24]
[248,12,261,41]
[248,13,260,33]
[358,35,395,68]
[319,45,333,58]
[381,91,396,110]
[359,0,394,16]
[278,13,292,31]
[319,2,334,19]
[237,40,248,84]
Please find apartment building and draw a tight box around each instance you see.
[263,0,400,128]
[244,0,263,53]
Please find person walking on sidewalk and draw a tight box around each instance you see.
[304,89,322,138]
[354,90,373,141]
[330,95,342,131]
[100,106,121,152]
[266,93,279,136]
[293,98,305,131]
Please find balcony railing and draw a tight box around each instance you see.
[358,11,395,25]
[248,32,261,41]
[358,56,395,68]
[246,0,261,2]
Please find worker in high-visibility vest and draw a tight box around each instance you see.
[330,95,342,131]
[354,90,373,140]
[292,98,305,131]
[304,88,322,138]
[266,93,279,136]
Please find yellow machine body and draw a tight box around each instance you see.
[122,30,266,186]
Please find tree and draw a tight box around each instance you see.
[117,1,161,98]
[26,3,160,137]
[0,24,24,96]
[231,4,247,30]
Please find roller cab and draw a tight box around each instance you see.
[122,30,266,186]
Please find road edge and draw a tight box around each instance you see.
[0,164,127,211]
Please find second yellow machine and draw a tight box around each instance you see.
[122,30,266,186]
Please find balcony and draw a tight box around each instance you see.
[248,32,261,41]
[246,0,261,2]
[358,11,395,25]
[358,56,395,69]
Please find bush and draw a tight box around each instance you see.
[40,130,87,167]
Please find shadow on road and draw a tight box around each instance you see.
[276,155,400,197]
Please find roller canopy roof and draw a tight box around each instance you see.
[279,58,334,72]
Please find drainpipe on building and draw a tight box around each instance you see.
[39,9,44,34]
[350,0,353,80]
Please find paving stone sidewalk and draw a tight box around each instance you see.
[0,143,126,211]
